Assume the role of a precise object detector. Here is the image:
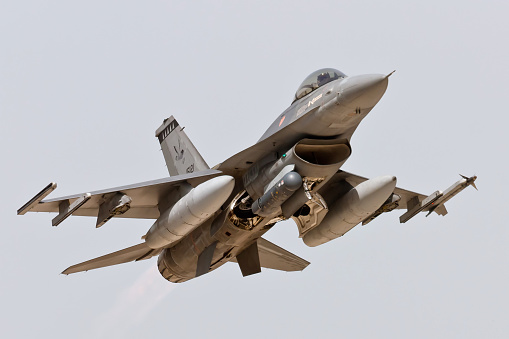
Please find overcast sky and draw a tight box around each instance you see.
[1,1,508,338]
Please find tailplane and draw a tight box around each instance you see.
[155,116,209,176]
[62,242,160,274]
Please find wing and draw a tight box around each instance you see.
[62,242,160,274]
[18,169,223,225]
[231,237,310,272]
[329,170,477,224]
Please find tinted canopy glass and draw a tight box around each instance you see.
[294,68,346,102]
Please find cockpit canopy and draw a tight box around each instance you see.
[294,68,346,102]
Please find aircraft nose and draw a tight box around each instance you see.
[338,74,389,110]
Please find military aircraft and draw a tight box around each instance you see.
[18,68,477,283]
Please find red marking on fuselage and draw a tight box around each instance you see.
[279,115,286,126]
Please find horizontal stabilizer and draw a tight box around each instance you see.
[62,242,160,275]
[232,237,310,273]
[257,237,310,272]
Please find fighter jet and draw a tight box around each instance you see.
[18,68,477,283]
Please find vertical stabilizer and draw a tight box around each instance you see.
[155,116,209,176]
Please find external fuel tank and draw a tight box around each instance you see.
[303,175,397,247]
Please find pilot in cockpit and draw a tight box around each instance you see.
[317,72,331,87]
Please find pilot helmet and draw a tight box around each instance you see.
[317,72,331,86]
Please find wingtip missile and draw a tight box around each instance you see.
[400,174,478,223]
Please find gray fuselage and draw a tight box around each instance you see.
[158,72,389,282]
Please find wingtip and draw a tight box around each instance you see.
[61,266,78,275]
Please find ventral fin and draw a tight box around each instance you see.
[236,241,261,277]
[196,241,218,277]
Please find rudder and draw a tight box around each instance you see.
[155,116,209,176]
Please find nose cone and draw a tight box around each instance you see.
[338,74,388,110]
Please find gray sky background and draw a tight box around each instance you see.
[1,1,508,338]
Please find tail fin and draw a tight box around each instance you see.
[155,116,209,176]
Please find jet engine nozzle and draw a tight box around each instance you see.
[303,175,397,247]
[145,175,235,249]
[338,74,388,110]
